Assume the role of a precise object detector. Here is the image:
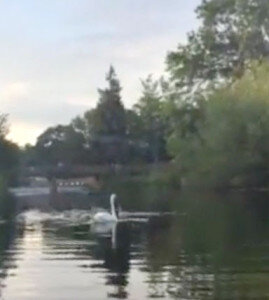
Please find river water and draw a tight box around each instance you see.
[0,188,268,299]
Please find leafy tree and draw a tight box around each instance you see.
[0,113,19,175]
[0,139,19,172]
[167,0,269,93]
[160,78,205,140]
[125,109,142,139]
[36,125,85,164]
[0,114,18,218]
[71,109,96,149]
[168,63,269,188]
[135,76,168,162]
[124,109,151,162]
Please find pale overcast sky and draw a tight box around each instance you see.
[0,0,201,145]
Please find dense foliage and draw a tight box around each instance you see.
[167,0,269,93]
[0,114,18,219]
[0,114,19,179]
[168,63,269,188]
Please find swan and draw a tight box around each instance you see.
[92,194,118,223]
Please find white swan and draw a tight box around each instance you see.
[92,194,118,223]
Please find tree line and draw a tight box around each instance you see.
[0,114,19,219]
[24,67,170,166]
[12,0,269,188]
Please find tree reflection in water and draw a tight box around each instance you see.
[0,190,268,299]
[41,197,269,299]
[0,223,20,298]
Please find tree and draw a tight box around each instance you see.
[35,125,85,164]
[0,114,8,138]
[71,109,96,149]
[167,0,269,93]
[124,109,151,162]
[0,139,19,173]
[135,76,168,162]
[91,66,127,163]
[94,66,126,137]
[20,144,39,167]
[0,113,18,172]
[168,63,269,188]
[0,114,19,189]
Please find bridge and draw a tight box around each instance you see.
[21,163,166,179]
[22,165,115,179]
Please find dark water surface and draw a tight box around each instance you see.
[0,189,268,299]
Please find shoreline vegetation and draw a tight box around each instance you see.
[0,115,19,220]
[20,61,269,192]
[1,0,269,216]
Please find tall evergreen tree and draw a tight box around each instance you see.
[0,114,8,138]
[94,66,126,137]
[92,66,127,163]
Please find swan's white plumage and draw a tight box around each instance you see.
[92,194,118,223]
[92,211,117,223]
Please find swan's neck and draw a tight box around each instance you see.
[110,197,117,219]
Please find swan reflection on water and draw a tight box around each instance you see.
[89,218,132,299]
[90,222,118,249]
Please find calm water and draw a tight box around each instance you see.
[0,189,269,299]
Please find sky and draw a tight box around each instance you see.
[0,0,201,146]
